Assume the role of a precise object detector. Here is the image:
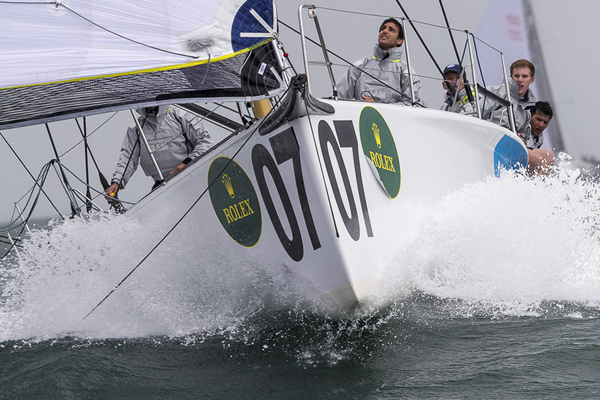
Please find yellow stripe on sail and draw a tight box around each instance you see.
[1,39,272,91]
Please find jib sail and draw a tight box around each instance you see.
[0,0,283,129]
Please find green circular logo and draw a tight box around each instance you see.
[208,157,262,247]
[359,106,401,198]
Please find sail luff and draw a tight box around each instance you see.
[522,0,565,152]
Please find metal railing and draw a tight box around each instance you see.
[296,5,517,132]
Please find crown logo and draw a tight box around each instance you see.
[222,173,235,198]
[372,123,381,148]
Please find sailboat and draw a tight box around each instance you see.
[0,1,528,312]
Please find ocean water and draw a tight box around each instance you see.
[1,165,600,399]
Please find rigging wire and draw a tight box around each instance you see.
[0,161,54,259]
[393,0,443,77]
[46,123,79,217]
[60,112,118,159]
[438,0,475,105]
[439,0,461,64]
[0,162,51,232]
[57,162,135,206]
[74,118,110,190]
[81,85,294,322]
[83,117,92,212]
[0,131,64,219]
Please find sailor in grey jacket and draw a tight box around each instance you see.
[107,105,212,193]
[337,18,425,107]
[481,77,536,138]
[440,63,478,115]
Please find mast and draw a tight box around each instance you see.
[522,0,565,152]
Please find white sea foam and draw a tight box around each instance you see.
[379,165,600,313]
[2,164,600,341]
[0,212,303,341]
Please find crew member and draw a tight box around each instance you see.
[481,59,537,137]
[525,101,555,175]
[337,18,426,106]
[105,105,212,198]
[440,63,477,115]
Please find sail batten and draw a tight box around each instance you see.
[0,0,283,129]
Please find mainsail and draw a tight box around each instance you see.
[0,0,284,130]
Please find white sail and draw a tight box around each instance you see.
[0,0,284,129]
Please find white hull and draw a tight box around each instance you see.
[126,98,527,311]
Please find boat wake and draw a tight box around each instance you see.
[1,164,600,351]
[378,162,600,317]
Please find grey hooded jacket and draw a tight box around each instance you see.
[337,45,426,107]
[481,78,536,137]
[440,87,479,115]
[525,133,543,150]
[111,105,212,188]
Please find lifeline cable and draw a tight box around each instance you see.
[81,85,293,322]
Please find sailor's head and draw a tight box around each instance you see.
[144,106,159,115]
[378,18,404,51]
[510,59,535,97]
[529,101,553,138]
[442,63,464,94]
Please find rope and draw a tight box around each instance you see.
[74,118,105,179]
[57,3,199,59]
[0,1,200,58]
[81,85,294,322]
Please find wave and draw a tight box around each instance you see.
[1,163,600,343]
